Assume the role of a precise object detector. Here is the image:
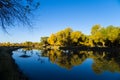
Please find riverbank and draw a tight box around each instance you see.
[0,46,28,80]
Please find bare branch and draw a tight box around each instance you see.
[0,0,40,32]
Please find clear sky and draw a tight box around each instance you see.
[0,0,120,43]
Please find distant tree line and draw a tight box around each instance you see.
[40,25,120,47]
[0,41,40,48]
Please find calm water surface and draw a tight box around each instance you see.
[12,49,120,80]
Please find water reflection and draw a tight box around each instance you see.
[40,49,120,72]
[19,50,31,58]
[12,48,120,80]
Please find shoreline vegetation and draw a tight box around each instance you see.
[0,25,119,50]
[0,25,119,49]
[39,25,120,51]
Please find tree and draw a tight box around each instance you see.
[70,31,83,46]
[90,25,103,46]
[56,28,73,46]
[23,41,33,47]
[40,37,49,46]
[90,25,120,47]
[42,26,120,47]
[47,34,57,46]
[91,29,106,47]
[0,0,40,31]
[91,24,101,35]
[62,27,73,46]
[106,26,120,46]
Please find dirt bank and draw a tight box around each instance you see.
[0,47,28,80]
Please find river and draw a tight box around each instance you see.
[12,48,120,80]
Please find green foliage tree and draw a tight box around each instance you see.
[57,27,72,46]
[70,31,83,46]
[91,28,106,47]
[40,37,49,46]
[23,41,33,47]
[90,25,120,47]
[44,25,120,47]
[48,27,73,46]
[91,24,101,35]
[105,26,120,46]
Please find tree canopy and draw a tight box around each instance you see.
[0,0,40,31]
[43,25,120,47]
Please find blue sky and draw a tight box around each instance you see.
[0,0,120,43]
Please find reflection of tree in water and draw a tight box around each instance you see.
[36,52,45,64]
[41,49,120,73]
[20,48,120,73]
[41,49,87,70]
[92,51,120,74]
[19,48,34,58]
[19,48,45,64]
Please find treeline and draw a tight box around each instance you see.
[0,25,119,48]
[40,25,120,47]
[0,41,40,48]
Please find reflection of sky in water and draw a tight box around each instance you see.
[12,49,120,80]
